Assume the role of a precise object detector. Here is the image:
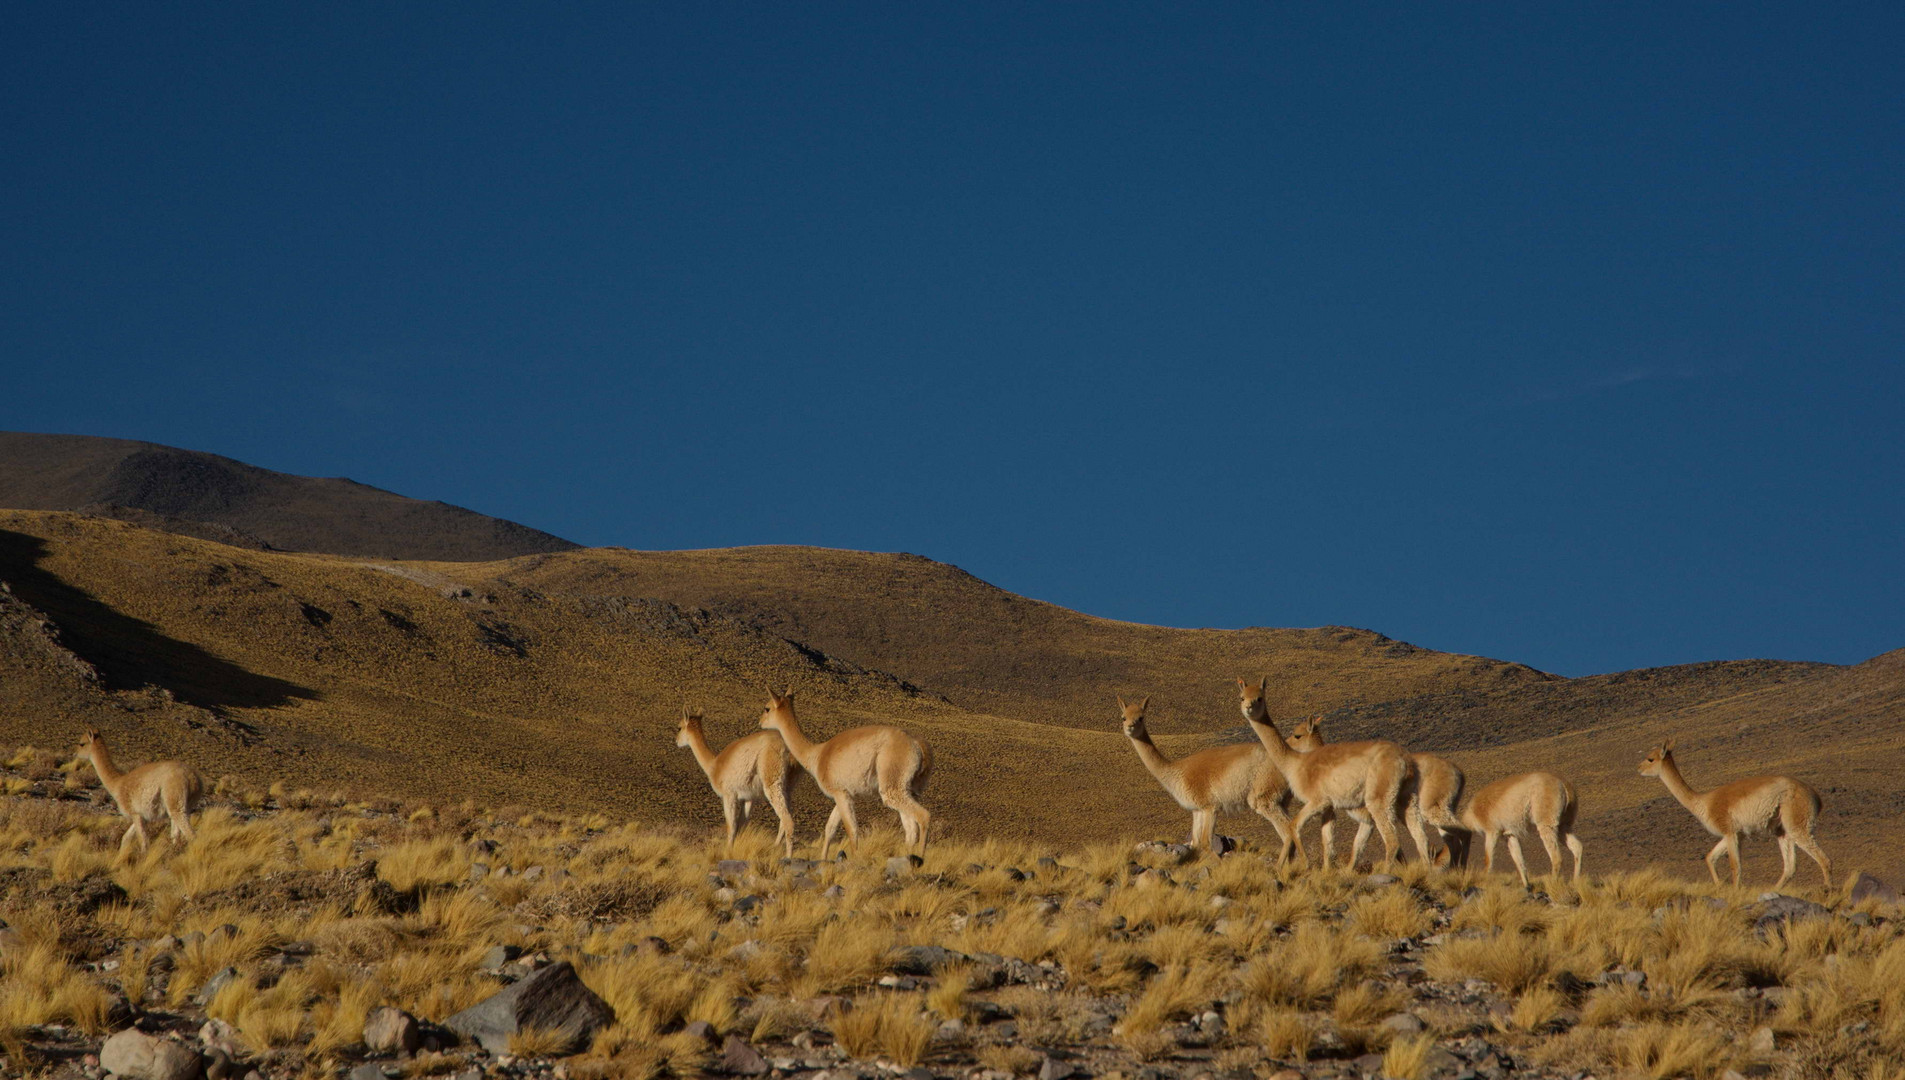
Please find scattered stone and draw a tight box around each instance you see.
[682,1020,717,1044]
[885,855,924,878]
[349,1064,390,1080]
[1751,894,1832,932]
[1364,873,1400,887]
[1133,840,1196,865]
[196,966,241,1005]
[1380,1011,1426,1037]
[203,1047,234,1080]
[719,1035,771,1076]
[1849,872,1899,905]
[445,960,616,1055]
[1039,1055,1081,1080]
[892,944,963,976]
[1004,867,1027,882]
[1351,1051,1386,1074]
[521,865,544,883]
[99,1030,202,1080]
[1748,1026,1776,1056]
[824,885,847,901]
[1036,856,1060,871]
[469,862,490,883]
[364,1005,422,1055]
[1848,911,1874,927]
[716,859,752,877]
[734,895,764,914]
[480,944,524,970]
[198,1018,242,1057]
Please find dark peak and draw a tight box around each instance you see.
[0,431,578,562]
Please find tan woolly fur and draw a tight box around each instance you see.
[1639,737,1831,888]
[1114,694,1299,858]
[759,689,933,856]
[74,729,203,856]
[1458,771,1584,886]
[675,705,801,857]
[1236,677,1415,868]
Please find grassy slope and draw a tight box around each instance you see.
[1,509,1899,882]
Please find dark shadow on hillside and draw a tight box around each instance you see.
[0,529,316,711]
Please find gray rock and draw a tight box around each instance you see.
[348,1065,392,1080]
[1133,840,1196,865]
[1848,911,1874,927]
[479,944,523,970]
[468,862,490,883]
[1039,1056,1081,1080]
[1747,1026,1776,1056]
[885,855,924,878]
[363,1005,421,1055]
[202,1048,233,1080]
[733,895,764,914]
[682,1020,717,1044]
[1849,872,1899,906]
[1036,857,1060,871]
[1364,873,1401,887]
[196,1019,241,1057]
[1752,894,1832,932]
[823,884,846,900]
[99,1030,202,1080]
[195,966,241,1005]
[1352,1051,1386,1075]
[903,1069,934,1080]
[892,945,964,976]
[1380,1012,1426,1036]
[716,859,752,876]
[719,1035,771,1075]
[444,960,615,1055]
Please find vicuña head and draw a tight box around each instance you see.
[1115,694,1150,739]
[1638,737,1675,777]
[675,705,705,749]
[759,687,796,733]
[1235,676,1270,725]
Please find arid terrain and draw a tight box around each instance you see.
[2,747,1902,1080]
[3,434,1904,1080]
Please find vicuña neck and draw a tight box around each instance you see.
[681,729,720,776]
[1124,727,1176,780]
[1653,756,1705,814]
[88,742,125,788]
[771,714,822,770]
[1245,705,1298,769]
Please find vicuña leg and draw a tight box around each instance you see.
[819,802,845,858]
[1774,836,1798,889]
[721,795,741,851]
[881,785,930,853]
[1795,837,1832,888]
[119,818,148,858]
[1406,803,1436,865]
[765,778,795,858]
[1536,823,1565,877]
[1565,833,1584,879]
[1246,791,1296,864]
[1704,837,1730,886]
[1504,834,1533,888]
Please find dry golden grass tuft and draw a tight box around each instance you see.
[833,993,935,1066]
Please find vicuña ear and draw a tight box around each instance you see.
[1116,694,1127,710]
[1138,695,1150,712]
[1662,736,1675,753]
[1235,677,1248,689]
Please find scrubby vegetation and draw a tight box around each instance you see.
[1,745,1899,1080]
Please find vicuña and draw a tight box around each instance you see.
[75,729,203,856]
[1458,771,1584,886]
[1115,695,1299,859]
[759,689,933,857]
[676,705,801,857]
[1237,677,1414,868]
[1639,737,1831,888]
[1285,716,1467,868]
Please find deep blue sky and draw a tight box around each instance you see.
[5,5,1902,677]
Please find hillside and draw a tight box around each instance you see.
[0,506,1900,884]
[0,432,577,560]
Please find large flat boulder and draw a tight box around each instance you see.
[443,961,614,1055]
